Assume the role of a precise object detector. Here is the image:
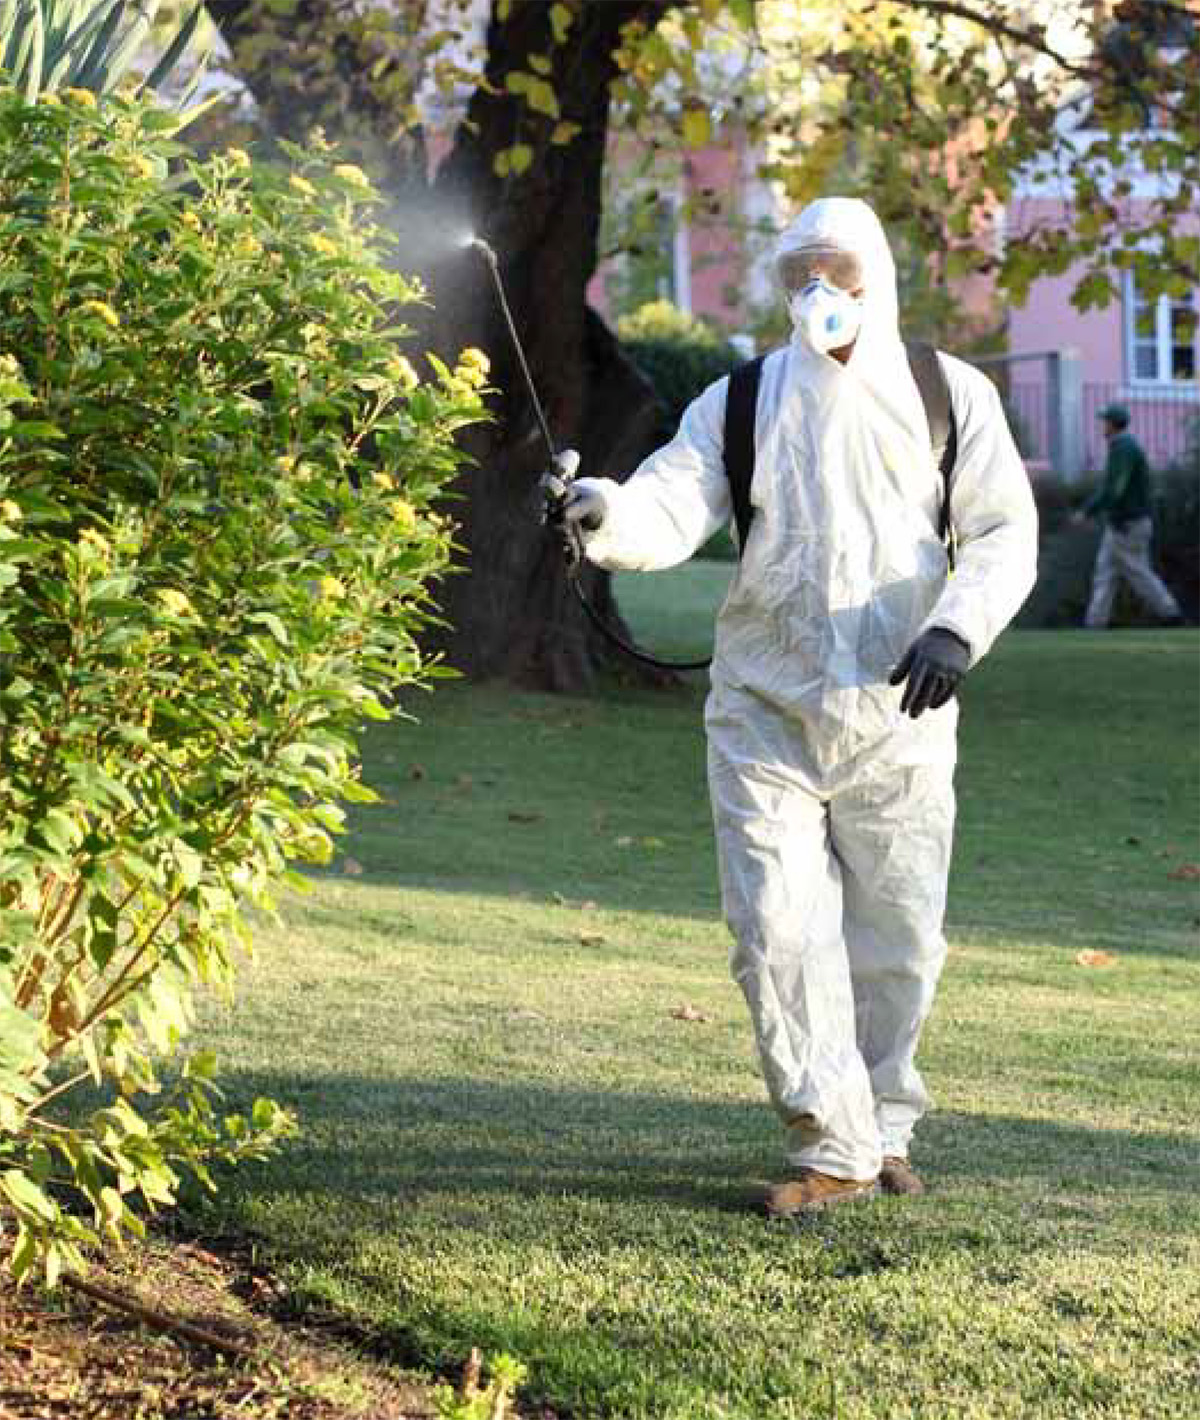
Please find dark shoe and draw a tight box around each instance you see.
[765,1169,879,1217]
[879,1156,925,1196]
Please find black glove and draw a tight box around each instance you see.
[888,628,971,719]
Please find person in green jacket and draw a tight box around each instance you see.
[1074,404,1183,629]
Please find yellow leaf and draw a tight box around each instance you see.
[1075,950,1117,968]
[636,31,671,83]
[528,53,553,76]
[550,3,573,44]
[497,0,512,19]
[508,143,534,176]
[681,106,711,148]
[493,149,511,178]
[525,77,560,119]
[550,121,581,146]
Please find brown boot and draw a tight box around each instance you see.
[879,1156,925,1196]
[764,1169,879,1218]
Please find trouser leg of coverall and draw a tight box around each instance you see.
[835,762,955,1161]
[709,747,881,1182]
[1085,519,1180,627]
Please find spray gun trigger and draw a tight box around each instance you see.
[540,447,580,524]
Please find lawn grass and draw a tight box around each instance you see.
[192,563,1199,1420]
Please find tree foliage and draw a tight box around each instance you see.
[591,1,1196,322]
[0,86,482,1283]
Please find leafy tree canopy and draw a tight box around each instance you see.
[211,0,1196,313]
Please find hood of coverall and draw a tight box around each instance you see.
[771,196,931,475]
[776,197,902,362]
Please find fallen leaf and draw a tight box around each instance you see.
[453,773,473,791]
[1075,949,1116,968]
[579,899,598,911]
[615,835,633,848]
[641,836,665,849]
[508,810,542,824]
[670,1002,710,1023]
[1169,863,1200,881]
[579,931,606,946]
[342,857,363,877]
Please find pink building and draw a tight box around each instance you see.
[590,130,782,356]
[1003,182,1198,476]
[998,9,1198,482]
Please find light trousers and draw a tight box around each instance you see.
[1084,517,1180,628]
[710,731,955,1182]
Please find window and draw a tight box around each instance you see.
[1126,276,1198,384]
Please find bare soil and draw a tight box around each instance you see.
[0,1231,436,1420]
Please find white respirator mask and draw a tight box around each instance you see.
[788,277,864,354]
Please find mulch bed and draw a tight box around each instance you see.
[0,1230,436,1420]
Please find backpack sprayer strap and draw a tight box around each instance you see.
[723,343,959,568]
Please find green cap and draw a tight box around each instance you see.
[1098,403,1130,428]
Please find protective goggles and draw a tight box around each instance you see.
[776,246,864,295]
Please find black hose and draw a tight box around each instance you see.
[471,237,714,676]
[569,570,712,674]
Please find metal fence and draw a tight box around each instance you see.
[970,351,1198,478]
[1005,383,1050,463]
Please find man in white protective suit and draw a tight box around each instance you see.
[560,197,1038,1214]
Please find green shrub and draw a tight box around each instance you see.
[617,299,741,443]
[0,88,483,1284]
[617,301,741,562]
[1151,460,1199,620]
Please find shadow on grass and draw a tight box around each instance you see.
[214,1070,1199,1218]
[184,1070,1199,1414]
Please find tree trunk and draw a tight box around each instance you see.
[211,0,681,692]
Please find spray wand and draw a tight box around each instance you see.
[464,233,710,673]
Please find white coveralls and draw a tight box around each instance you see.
[579,199,1038,1181]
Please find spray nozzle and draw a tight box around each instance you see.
[462,232,498,266]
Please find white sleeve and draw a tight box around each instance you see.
[922,355,1039,663]
[580,376,733,573]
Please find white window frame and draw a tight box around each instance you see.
[1123,272,1199,390]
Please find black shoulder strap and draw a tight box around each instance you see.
[722,346,958,567]
[904,340,959,567]
[723,356,765,557]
